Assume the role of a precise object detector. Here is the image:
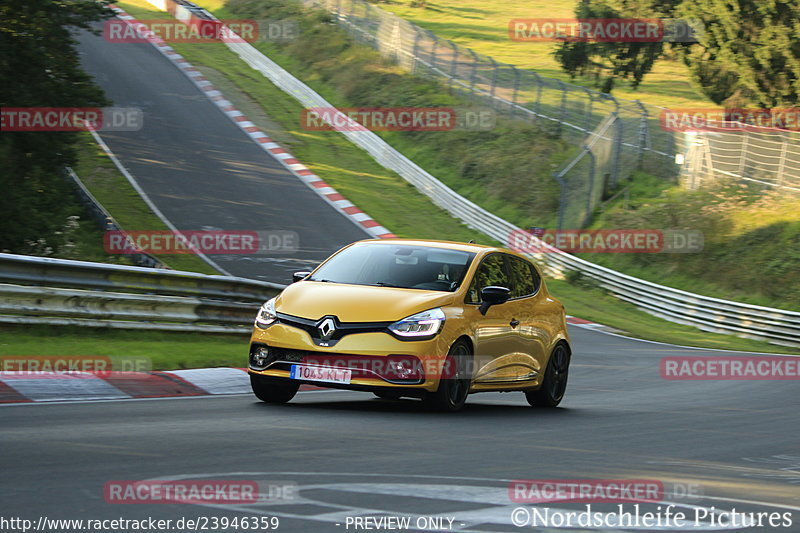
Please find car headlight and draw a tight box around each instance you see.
[255,297,277,328]
[388,307,445,338]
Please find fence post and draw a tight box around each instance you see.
[776,136,788,188]
[430,34,439,71]
[584,147,596,227]
[738,133,749,177]
[411,28,421,75]
[556,80,568,135]
[582,87,593,133]
[635,100,649,168]
[531,71,542,119]
[611,113,623,188]
[510,66,521,117]
[553,170,567,230]
[448,40,459,88]
[468,49,479,94]
[488,57,498,106]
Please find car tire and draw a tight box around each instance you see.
[250,374,299,404]
[525,343,570,408]
[373,391,402,400]
[424,340,472,412]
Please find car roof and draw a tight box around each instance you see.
[354,238,505,255]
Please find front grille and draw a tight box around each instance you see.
[276,313,395,347]
[267,347,425,384]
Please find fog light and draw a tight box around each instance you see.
[250,346,271,369]
[385,356,423,381]
[389,360,413,378]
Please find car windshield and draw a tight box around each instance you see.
[308,243,475,291]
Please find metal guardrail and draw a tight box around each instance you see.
[0,254,282,333]
[65,167,168,269]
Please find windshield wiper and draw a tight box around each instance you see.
[373,282,405,288]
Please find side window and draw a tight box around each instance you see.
[466,254,510,303]
[507,255,541,298]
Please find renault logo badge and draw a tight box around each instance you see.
[317,317,336,339]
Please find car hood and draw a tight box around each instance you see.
[276,281,456,322]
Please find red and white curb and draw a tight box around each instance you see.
[110,6,395,240]
[0,367,321,404]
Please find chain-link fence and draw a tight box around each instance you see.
[300,0,799,226]
[552,113,620,228]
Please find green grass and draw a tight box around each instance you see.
[71,132,219,274]
[0,326,248,370]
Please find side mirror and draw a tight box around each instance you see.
[292,271,311,283]
[479,286,510,315]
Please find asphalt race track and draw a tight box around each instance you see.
[2,326,798,532]
[75,28,371,285]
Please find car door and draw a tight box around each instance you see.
[464,253,520,383]
[503,254,548,380]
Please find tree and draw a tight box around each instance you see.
[0,0,112,252]
[679,0,799,107]
[553,0,676,93]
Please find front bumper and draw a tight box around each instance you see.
[248,323,452,393]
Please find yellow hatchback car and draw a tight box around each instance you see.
[248,239,571,411]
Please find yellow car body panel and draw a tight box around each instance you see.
[248,239,569,399]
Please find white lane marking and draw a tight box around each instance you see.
[141,472,799,532]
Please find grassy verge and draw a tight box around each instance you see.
[587,177,800,311]
[0,326,248,369]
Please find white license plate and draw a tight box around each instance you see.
[290,365,352,384]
